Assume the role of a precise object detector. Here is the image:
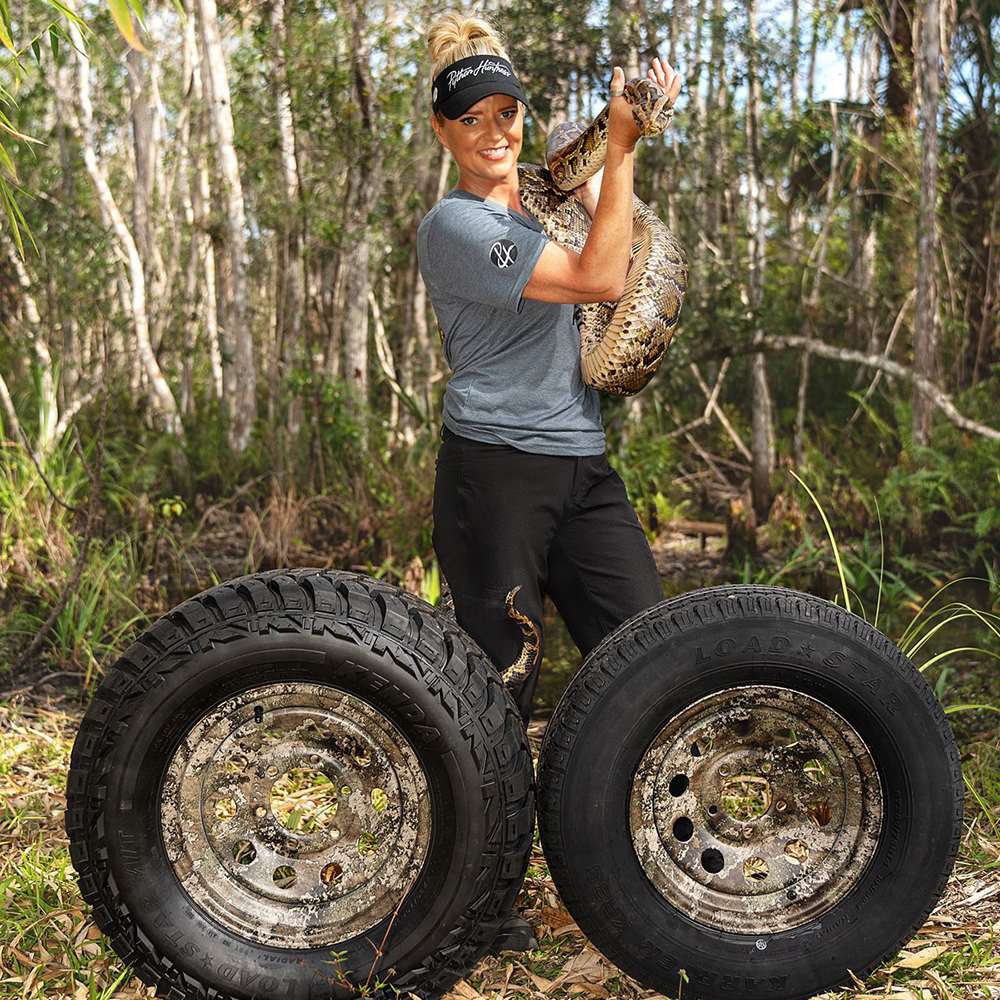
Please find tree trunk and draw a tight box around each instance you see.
[746,0,775,519]
[912,0,940,445]
[795,102,841,466]
[270,0,305,438]
[66,6,181,436]
[184,0,224,402]
[340,7,384,447]
[196,0,256,451]
[5,246,59,451]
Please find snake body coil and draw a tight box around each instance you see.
[518,77,688,395]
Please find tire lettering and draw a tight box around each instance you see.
[116,831,145,878]
[715,638,736,655]
[742,635,762,654]
[768,634,791,652]
[848,659,868,678]
[823,650,847,668]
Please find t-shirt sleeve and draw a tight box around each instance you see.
[420,203,548,314]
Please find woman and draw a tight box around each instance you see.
[418,12,680,733]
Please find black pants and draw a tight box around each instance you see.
[432,425,663,724]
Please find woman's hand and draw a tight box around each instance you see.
[572,167,604,218]
[606,58,682,152]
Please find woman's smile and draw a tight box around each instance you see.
[431,92,525,201]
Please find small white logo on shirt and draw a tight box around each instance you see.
[432,85,438,103]
[447,58,511,91]
[490,239,518,268]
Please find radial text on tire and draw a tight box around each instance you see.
[538,585,963,1000]
[66,569,535,1000]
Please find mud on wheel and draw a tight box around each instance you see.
[66,569,535,1000]
[538,585,963,1000]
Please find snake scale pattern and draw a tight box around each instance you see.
[518,76,688,395]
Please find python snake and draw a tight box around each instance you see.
[434,77,688,397]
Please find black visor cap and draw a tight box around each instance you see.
[432,55,532,120]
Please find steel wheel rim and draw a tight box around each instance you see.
[628,684,883,933]
[160,682,432,948]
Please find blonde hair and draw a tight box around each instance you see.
[427,11,513,114]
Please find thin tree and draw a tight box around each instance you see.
[912,0,941,445]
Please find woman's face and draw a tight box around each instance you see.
[430,94,524,187]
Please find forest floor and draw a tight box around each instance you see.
[1,683,997,1000]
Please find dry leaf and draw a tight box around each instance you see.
[446,980,484,1000]
[539,906,575,931]
[895,945,949,969]
[514,962,553,993]
[560,948,607,984]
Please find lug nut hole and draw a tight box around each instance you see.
[701,848,724,874]
[272,865,297,889]
[672,816,694,842]
[668,774,689,797]
[232,840,256,865]
[321,863,343,885]
[743,856,769,881]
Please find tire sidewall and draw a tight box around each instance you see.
[541,599,961,998]
[103,627,504,1000]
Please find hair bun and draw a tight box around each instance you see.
[427,11,511,82]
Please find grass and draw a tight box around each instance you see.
[1,458,997,998]
[1,688,997,1000]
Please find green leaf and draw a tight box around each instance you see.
[108,0,147,51]
[944,702,1000,716]
[789,469,852,614]
[126,0,146,22]
[45,0,87,29]
[49,25,60,59]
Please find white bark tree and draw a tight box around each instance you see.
[65,5,181,436]
[746,0,776,517]
[270,0,306,438]
[195,0,256,451]
[912,0,941,445]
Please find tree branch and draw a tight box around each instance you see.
[759,334,1000,441]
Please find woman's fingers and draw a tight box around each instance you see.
[610,64,625,96]
[617,56,681,105]
[646,56,681,100]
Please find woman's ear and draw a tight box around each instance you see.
[430,113,448,150]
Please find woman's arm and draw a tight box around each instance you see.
[573,170,603,220]
[521,60,680,305]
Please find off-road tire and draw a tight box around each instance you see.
[538,585,963,1000]
[66,569,535,1000]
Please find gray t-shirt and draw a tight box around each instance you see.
[416,188,605,456]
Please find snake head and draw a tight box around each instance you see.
[625,77,676,138]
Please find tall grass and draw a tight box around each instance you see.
[0,436,146,687]
[788,469,1000,720]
